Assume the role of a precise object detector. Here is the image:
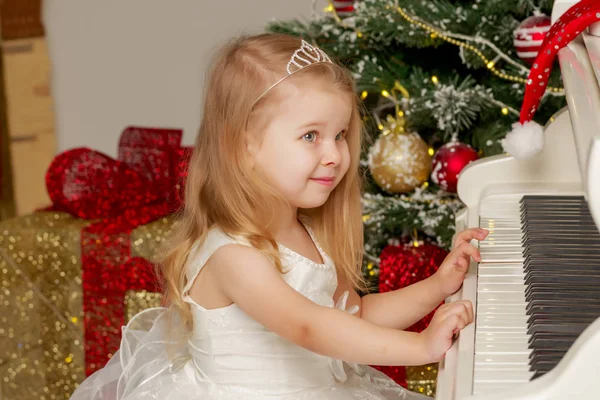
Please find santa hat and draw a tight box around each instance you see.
[502,0,600,160]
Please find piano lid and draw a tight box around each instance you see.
[558,29,600,229]
[583,33,600,98]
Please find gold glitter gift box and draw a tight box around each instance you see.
[406,363,438,397]
[0,212,174,399]
[0,212,89,400]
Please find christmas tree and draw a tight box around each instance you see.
[268,0,565,288]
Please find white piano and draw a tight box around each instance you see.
[436,1,600,399]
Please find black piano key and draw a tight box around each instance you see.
[525,287,600,297]
[526,303,600,316]
[528,337,574,352]
[524,274,600,286]
[528,332,581,346]
[527,321,592,335]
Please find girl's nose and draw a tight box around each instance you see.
[322,141,342,166]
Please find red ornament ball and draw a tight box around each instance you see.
[431,142,479,193]
[513,14,551,64]
[332,0,358,18]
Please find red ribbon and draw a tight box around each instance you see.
[45,126,193,220]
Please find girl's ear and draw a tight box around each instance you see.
[244,131,258,169]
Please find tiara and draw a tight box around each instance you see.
[252,40,333,107]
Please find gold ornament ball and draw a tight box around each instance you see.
[368,131,432,193]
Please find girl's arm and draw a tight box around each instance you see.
[202,244,471,366]
[337,228,488,330]
[359,276,447,330]
[334,270,445,330]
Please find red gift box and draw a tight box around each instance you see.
[371,241,448,388]
[45,126,193,375]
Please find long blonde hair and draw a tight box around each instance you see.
[160,33,367,329]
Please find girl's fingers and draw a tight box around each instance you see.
[455,242,482,262]
[446,301,473,324]
[454,228,489,248]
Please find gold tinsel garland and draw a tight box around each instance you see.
[326,0,564,94]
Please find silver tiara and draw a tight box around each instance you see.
[252,40,333,107]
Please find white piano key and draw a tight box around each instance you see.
[479,220,520,226]
[478,279,526,288]
[475,337,529,346]
[478,268,524,277]
[477,292,525,302]
[479,263,523,268]
[476,316,528,325]
[481,233,522,239]
[473,363,531,371]
[475,342,530,354]
[476,308,527,315]
[476,329,528,335]
[480,218,520,224]
[480,253,524,262]
[474,353,530,365]
[475,331,530,339]
[478,278,525,286]
[483,237,522,242]
[474,369,534,382]
[477,303,526,310]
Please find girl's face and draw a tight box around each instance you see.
[248,80,353,210]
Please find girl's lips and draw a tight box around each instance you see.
[310,177,335,186]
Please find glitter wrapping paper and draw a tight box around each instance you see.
[124,290,163,322]
[372,241,448,396]
[0,212,90,400]
[1,127,191,399]
[406,364,438,397]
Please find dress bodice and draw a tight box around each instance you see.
[180,224,341,394]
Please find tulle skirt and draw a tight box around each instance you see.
[70,308,429,399]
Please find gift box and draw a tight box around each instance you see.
[372,240,449,397]
[406,364,438,397]
[0,127,192,399]
[0,212,89,400]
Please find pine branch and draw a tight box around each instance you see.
[362,187,463,260]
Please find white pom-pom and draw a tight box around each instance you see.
[501,120,544,160]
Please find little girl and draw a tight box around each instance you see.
[71,33,487,399]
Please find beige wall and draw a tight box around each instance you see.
[43,0,326,157]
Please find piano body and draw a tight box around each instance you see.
[436,1,600,399]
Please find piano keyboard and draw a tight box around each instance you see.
[474,195,600,396]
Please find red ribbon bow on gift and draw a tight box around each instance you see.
[46,126,193,220]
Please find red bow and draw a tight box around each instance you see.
[46,126,193,220]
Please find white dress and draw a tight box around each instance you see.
[70,223,429,399]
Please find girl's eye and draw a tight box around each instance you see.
[303,131,317,142]
[336,130,346,140]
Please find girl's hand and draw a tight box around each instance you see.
[420,300,474,362]
[434,228,488,297]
